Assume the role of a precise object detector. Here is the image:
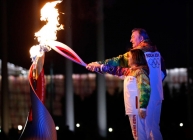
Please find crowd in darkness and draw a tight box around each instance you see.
[1,82,193,140]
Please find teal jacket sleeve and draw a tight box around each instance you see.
[97,52,129,67]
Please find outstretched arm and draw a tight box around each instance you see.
[86,63,130,77]
[97,52,129,67]
[87,52,129,71]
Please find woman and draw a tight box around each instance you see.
[86,49,151,140]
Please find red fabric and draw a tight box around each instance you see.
[36,68,46,104]
[28,64,45,121]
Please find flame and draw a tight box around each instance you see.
[30,45,42,57]
[30,1,63,60]
[35,1,63,44]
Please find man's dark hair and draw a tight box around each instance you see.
[132,28,157,49]
[132,28,150,40]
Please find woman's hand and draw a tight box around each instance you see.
[139,109,146,119]
[86,62,101,72]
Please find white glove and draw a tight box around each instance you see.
[30,45,51,62]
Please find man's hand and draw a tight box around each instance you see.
[86,62,101,72]
[139,109,146,119]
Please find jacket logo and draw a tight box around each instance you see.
[145,53,159,58]
[148,58,160,68]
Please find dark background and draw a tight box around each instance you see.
[1,0,193,140]
[1,0,193,74]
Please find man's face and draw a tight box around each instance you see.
[130,31,143,48]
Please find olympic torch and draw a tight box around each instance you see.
[19,1,62,140]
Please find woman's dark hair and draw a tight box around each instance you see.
[130,49,147,66]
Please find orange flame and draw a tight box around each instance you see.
[30,1,63,60]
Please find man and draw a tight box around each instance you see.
[87,28,167,140]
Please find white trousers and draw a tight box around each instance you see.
[128,115,147,140]
[146,100,163,140]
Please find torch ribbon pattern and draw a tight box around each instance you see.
[19,63,57,140]
[47,40,87,66]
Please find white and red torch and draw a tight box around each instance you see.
[20,0,102,139]
[19,1,62,140]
